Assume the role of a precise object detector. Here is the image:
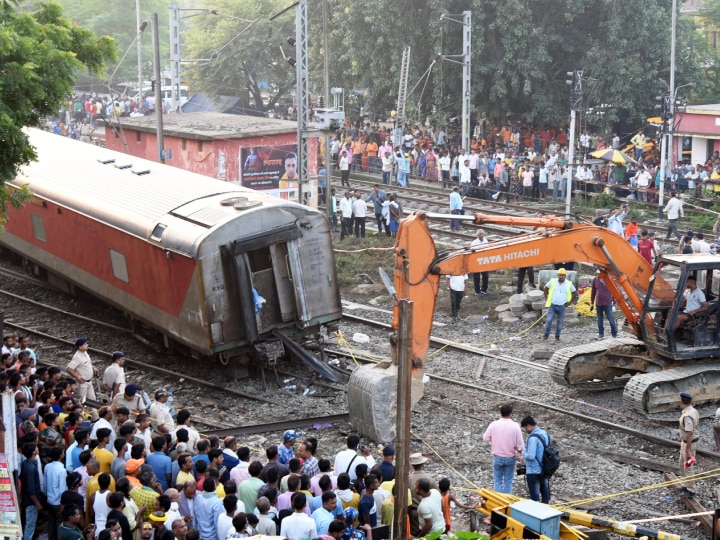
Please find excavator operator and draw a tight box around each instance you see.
[671,277,708,333]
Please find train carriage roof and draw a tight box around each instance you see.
[15,128,310,253]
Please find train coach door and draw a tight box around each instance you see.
[223,225,303,340]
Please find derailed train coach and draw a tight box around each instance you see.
[1,128,342,376]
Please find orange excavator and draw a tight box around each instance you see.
[349,211,720,441]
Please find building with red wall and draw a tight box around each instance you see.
[103,113,319,206]
[673,104,720,165]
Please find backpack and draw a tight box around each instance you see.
[530,432,560,478]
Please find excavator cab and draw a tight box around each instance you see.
[641,254,720,359]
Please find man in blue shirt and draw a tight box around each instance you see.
[44,446,67,540]
[146,436,172,491]
[521,416,551,503]
[194,477,224,540]
[278,430,297,466]
[449,186,463,232]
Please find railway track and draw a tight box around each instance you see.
[340,174,706,241]
[342,313,548,373]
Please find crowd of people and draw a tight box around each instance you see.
[328,121,720,208]
[4,334,485,540]
[331,186,403,240]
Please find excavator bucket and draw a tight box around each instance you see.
[347,362,424,442]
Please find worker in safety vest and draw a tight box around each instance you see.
[542,268,578,341]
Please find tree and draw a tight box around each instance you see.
[0,0,116,222]
[321,0,700,130]
[52,0,168,87]
[182,0,297,113]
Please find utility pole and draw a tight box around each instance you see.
[322,0,331,214]
[295,0,310,205]
[169,3,181,113]
[565,69,582,216]
[136,0,143,102]
[439,12,471,152]
[669,0,677,169]
[392,299,412,540]
[152,13,165,164]
[461,10,471,153]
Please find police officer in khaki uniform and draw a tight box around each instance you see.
[678,391,699,498]
[66,337,98,401]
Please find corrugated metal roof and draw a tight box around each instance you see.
[15,128,288,242]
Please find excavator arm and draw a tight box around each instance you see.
[392,211,660,376]
[348,211,672,441]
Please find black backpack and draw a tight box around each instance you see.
[530,432,560,478]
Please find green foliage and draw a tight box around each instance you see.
[0,0,116,220]
[182,0,297,113]
[52,0,167,85]
[589,193,617,209]
[319,0,702,127]
[415,531,488,540]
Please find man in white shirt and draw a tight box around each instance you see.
[663,191,684,240]
[102,352,126,400]
[470,230,489,295]
[635,166,652,202]
[438,151,451,189]
[351,193,367,238]
[334,435,375,481]
[459,158,471,196]
[339,192,354,241]
[416,479,445,536]
[448,274,468,321]
[280,493,317,540]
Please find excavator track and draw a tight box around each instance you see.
[623,363,720,421]
[549,337,646,390]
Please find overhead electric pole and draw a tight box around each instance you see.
[152,13,165,164]
[136,0,143,101]
[565,69,583,216]
[295,0,310,205]
[439,12,472,152]
[461,10,471,153]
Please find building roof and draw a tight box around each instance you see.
[683,103,720,114]
[104,112,298,140]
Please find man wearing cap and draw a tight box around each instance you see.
[678,392,700,498]
[543,268,578,341]
[103,352,126,401]
[149,511,174,540]
[408,453,436,536]
[278,430,297,466]
[149,390,174,436]
[379,445,395,482]
[66,338,98,401]
[111,384,146,417]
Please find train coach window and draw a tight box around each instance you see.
[109,249,129,283]
[30,213,46,242]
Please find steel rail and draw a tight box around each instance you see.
[199,413,350,438]
[3,320,274,405]
[0,288,133,334]
[341,313,549,373]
